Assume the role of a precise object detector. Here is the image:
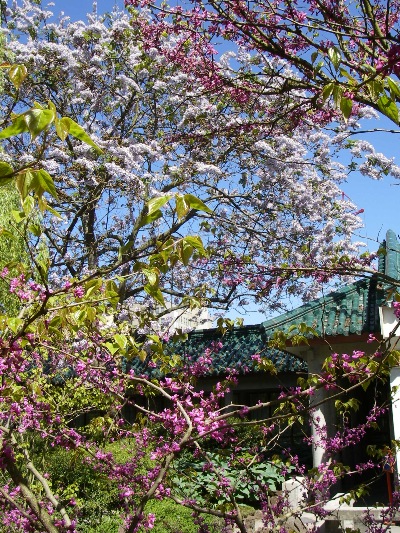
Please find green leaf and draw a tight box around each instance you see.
[22,195,35,216]
[48,315,62,329]
[106,279,119,294]
[24,108,55,140]
[104,342,119,355]
[328,46,341,70]
[114,334,128,350]
[147,195,172,215]
[118,239,134,260]
[0,161,13,178]
[367,79,384,101]
[377,94,399,124]
[321,82,334,103]
[332,84,343,109]
[182,235,208,257]
[15,169,33,201]
[144,284,165,307]
[30,169,58,200]
[55,117,69,141]
[142,267,159,286]
[0,114,29,139]
[387,77,400,99]
[7,317,23,333]
[138,210,162,228]
[0,228,17,240]
[340,68,357,85]
[85,278,102,297]
[8,64,27,90]
[147,334,161,344]
[176,194,190,220]
[44,203,62,219]
[30,223,43,237]
[183,193,212,214]
[11,210,26,224]
[105,280,119,308]
[180,240,193,266]
[0,162,14,186]
[340,96,353,120]
[59,117,103,153]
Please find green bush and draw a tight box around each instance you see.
[141,499,223,533]
[79,513,121,533]
[172,450,293,506]
[43,439,151,530]
[44,446,120,528]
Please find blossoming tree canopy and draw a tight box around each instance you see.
[125,0,400,125]
[2,1,400,320]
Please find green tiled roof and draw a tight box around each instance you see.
[262,278,383,337]
[172,325,307,374]
[262,229,400,338]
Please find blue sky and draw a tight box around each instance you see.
[47,1,124,18]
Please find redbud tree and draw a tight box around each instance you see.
[0,1,398,532]
[125,0,400,126]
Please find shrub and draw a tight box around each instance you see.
[141,499,223,533]
[172,450,293,506]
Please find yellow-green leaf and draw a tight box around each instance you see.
[7,317,23,333]
[59,117,103,153]
[8,64,27,90]
[0,228,17,240]
[387,77,400,99]
[114,334,128,350]
[321,82,335,103]
[377,94,399,125]
[0,114,29,139]
[11,210,26,223]
[22,195,35,216]
[138,210,162,228]
[332,84,343,109]
[328,47,341,70]
[30,169,58,200]
[180,240,193,266]
[340,96,353,121]
[24,108,55,140]
[147,195,172,215]
[144,284,165,307]
[0,162,14,186]
[183,235,208,257]
[15,169,33,200]
[55,117,69,141]
[143,267,159,286]
[175,194,190,220]
[183,193,212,214]
[0,162,13,177]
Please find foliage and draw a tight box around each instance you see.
[173,451,293,505]
[141,499,223,533]
[0,183,27,314]
[42,446,121,527]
